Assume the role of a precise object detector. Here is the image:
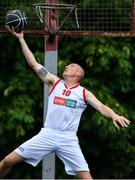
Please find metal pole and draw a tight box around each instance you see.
[42,0,58,179]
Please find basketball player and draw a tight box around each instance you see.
[0,28,130,179]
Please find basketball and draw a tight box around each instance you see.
[5,9,28,32]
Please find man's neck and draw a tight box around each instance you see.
[64,78,79,88]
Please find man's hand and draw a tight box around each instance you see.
[5,25,24,39]
[112,115,130,129]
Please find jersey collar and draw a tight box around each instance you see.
[64,83,80,90]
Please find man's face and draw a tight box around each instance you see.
[63,64,79,78]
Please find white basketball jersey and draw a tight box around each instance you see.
[44,79,87,132]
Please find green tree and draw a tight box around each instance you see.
[0,0,135,177]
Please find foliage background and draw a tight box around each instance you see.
[0,34,135,179]
[0,0,135,178]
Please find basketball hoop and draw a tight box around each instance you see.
[33,3,79,36]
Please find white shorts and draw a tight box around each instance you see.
[15,127,89,175]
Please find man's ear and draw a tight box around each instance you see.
[76,71,81,77]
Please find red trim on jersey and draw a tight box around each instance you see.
[64,83,80,90]
[49,79,61,96]
[83,88,87,105]
[64,83,68,89]
[70,84,80,89]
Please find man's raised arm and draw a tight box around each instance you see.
[6,27,59,87]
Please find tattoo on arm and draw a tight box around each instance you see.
[38,67,48,77]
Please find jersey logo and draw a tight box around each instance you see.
[66,99,77,108]
[54,97,66,106]
[54,96,77,108]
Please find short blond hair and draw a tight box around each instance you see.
[74,63,85,81]
[78,65,85,81]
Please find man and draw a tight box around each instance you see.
[0,28,130,179]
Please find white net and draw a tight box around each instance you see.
[0,0,134,36]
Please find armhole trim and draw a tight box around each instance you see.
[83,88,87,105]
[49,79,61,96]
